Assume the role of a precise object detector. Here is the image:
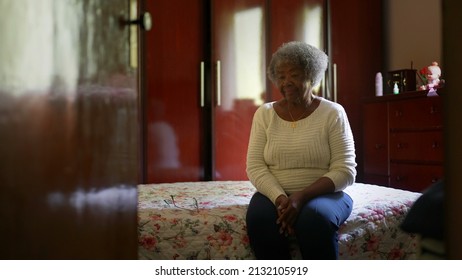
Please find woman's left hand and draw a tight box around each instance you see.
[275,195,292,235]
[276,191,306,235]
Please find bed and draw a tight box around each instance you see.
[138,181,421,260]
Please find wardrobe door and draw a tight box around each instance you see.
[329,0,383,181]
[268,0,327,100]
[211,0,267,180]
[144,0,206,183]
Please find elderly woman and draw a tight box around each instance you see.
[245,41,357,259]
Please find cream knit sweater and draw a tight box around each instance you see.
[246,98,357,204]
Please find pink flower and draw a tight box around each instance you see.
[366,235,380,251]
[173,236,187,249]
[388,246,405,259]
[150,214,164,221]
[153,223,161,231]
[223,215,237,222]
[139,235,157,250]
[217,231,233,246]
[207,231,233,247]
[241,235,249,245]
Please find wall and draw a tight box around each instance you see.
[385,0,442,72]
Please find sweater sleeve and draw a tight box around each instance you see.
[246,105,286,204]
[323,104,357,191]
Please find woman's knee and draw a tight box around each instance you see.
[302,192,353,227]
[295,207,335,234]
[246,192,278,229]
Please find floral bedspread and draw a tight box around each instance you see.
[138,181,421,260]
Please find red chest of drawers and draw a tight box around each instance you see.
[362,90,444,192]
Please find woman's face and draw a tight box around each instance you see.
[274,60,311,102]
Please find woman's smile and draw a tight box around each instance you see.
[283,86,298,97]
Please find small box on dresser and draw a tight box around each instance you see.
[385,69,417,94]
[362,89,444,192]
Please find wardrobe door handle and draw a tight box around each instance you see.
[395,175,406,182]
[200,61,205,107]
[430,105,439,114]
[216,60,221,106]
[374,143,384,149]
[333,63,337,103]
[128,12,152,31]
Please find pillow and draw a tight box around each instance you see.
[400,179,444,240]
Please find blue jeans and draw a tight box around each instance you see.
[246,191,353,259]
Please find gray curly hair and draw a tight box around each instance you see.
[267,41,328,87]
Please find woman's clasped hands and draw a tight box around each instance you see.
[275,192,306,236]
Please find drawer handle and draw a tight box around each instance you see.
[395,175,406,182]
[432,141,440,148]
[431,177,439,183]
[430,105,439,114]
[397,142,406,149]
[395,110,403,117]
[374,143,384,149]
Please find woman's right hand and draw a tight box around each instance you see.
[275,195,294,236]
